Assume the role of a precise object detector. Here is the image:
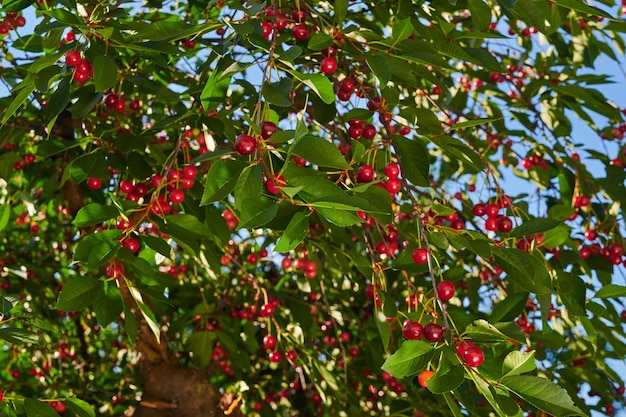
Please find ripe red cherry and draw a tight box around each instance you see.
[584,229,597,240]
[412,247,429,264]
[463,346,485,367]
[423,323,444,342]
[291,23,309,41]
[402,320,424,340]
[169,189,185,204]
[385,179,401,194]
[362,124,377,140]
[260,303,275,317]
[260,121,279,140]
[436,280,455,301]
[65,31,75,42]
[485,203,500,218]
[86,177,102,190]
[320,57,337,74]
[291,7,307,22]
[472,203,486,217]
[183,165,197,179]
[65,50,82,66]
[485,217,498,231]
[265,175,286,194]
[121,238,140,253]
[356,164,375,182]
[263,335,277,349]
[268,351,282,363]
[340,77,355,93]
[384,163,400,179]
[235,134,256,155]
[497,216,513,232]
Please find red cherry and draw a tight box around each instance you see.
[265,175,286,194]
[385,179,401,194]
[291,7,307,22]
[169,189,185,204]
[65,50,82,67]
[356,165,375,183]
[436,280,455,301]
[263,335,277,349]
[423,323,444,342]
[485,203,500,218]
[121,238,140,253]
[286,349,298,363]
[65,31,75,42]
[235,134,256,155]
[291,23,309,41]
[260,303,275,317]
[384,163,400,179]
[402,320,424,340]
[320,57,337,74]
[456,340,474,357]
[412,248,429,264]
[340,78,355,93]
[183,165,197,179]
[260,121,279,140]
[485,217,498,231]
[86,177,102,190]
[268,351,282,363]
[472,203,486,217]
[497,216,513,232]
[463,346,485,367]
[584,229,597,240]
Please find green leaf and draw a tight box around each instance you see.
[68,153,111,183]
[307,33,333,51]
[381,340,435,379]
[450,117,503,130]
[393,135,429,187]
[234,163,264,211]
[0,204,10,232]
[0,327,39,344]
[45,76,71,128]
[73,230,122,269]
[200,159,247,205]
[392,18,414,43]
[141,234,172,259]
[465,319,518,343]
[415,107,443,134]
[262,78,293,107]
[593,284,626,299]
[1,0,35,12]
[551,0,612,19]
[65,398,96,417]
[72,203,119,228]
[24,399,61,417]
[468,368,508,417]
[291,135,350,170]
[93,55,118,92]
[427,365,465,393]
[468,0,492,32]
[366,52,392,86]
[287,70,335,104]
[541,225,570,249]
[502,375,588,417]
[490,292,529,323]
[429,135,484,173]
[493,248,552,294]
[238,197,278,229]
[2,79,35,125]
[510,218,562,238]
[2,294,19,314]
[186,331,216,368]
[274,211,309,252]
[56,276,104,311]
[335,0,348,23]
[502,351,536,378]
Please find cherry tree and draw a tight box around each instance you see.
[0,0,626,416]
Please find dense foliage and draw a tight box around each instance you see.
[1,0,626,416]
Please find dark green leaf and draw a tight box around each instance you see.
[493,248,552,294]
[262,78,293,107]
[45,76,71,127]
[141,234,173,259]
[468,0,492,32]
[65,398,96,417]
[307,33,333,51]
[234,163,264,211]
[490,292,529,322]
[200,159,247,205]
[93,55,118,92]
[2,79,35,124]
[594,284,626,299]
[427,365,465,394]
[24,399,61,417]
[335,0,348,23]
[429,135,484,173]
[0,327,39,344]
[186,331,216,367]
[73,230,122,269]
[381,340,435,378]
[238,197,278,229]
[72,203,119,227]
[274,211,309,252]
[393,135,429,187]
[0,204,10,232]
[502,376,588,417]
[291,135,351,170]
[56,276,104,311]
[510,218,562,238]
[366,52,392,86]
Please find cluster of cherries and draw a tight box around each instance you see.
[0,12,26,35]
